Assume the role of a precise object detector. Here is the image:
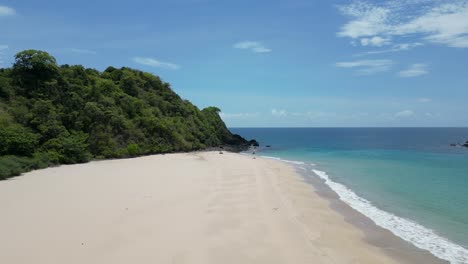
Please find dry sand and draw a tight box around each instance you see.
[0,151,433,263]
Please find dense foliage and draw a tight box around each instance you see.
[0,50,252,180]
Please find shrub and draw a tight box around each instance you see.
[126,143,140,156]
[0,125,39,156]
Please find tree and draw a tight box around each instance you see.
[41,131,90,164]
[0,124,39,156]
[12,50,59,96]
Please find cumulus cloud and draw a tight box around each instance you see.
[0,5,15,16]
[233,41,272,53]
[133,57,180,70]
[335,59,393,74]
[398,63,428,77]
[337,0,468,48]
[395,110,414,117]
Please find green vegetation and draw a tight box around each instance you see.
[0,50,253,180]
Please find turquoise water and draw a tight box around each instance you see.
[231,128,468,263]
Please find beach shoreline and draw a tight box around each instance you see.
[290,162,446,264]
[0,151,445,263]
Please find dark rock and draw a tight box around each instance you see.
[220,134,258,152]
[266,145,271,148]
[249,139,260,147]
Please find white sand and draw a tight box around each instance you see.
[0,151,402,263]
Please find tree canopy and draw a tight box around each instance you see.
[0,50,252,180]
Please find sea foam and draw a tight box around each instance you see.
[312,169,468,264]
[260,155,306,165]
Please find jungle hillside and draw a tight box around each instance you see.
[0,50,254,180]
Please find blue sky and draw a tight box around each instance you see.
[1,0,467,127]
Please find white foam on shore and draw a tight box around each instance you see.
[312,169,468,264]
[260,156,306,165]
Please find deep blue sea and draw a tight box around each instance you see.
[231,128,468,264]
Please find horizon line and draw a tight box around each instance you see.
[229,126,468,129]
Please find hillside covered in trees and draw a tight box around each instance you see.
[0,50,254,180]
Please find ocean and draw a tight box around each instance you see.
[231,128,468,264]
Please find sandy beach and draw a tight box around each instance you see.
[0,151,442,263]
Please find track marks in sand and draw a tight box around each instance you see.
[206,166,260,234]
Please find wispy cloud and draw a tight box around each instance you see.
[360,36,391,47]
[292,111,338,119]
[338,0,468,48]
[219,112,259,119]
[133,57,180,70]
[355,42,423,56]
[233,41,272,53]
[398,63,428,77]
[417,97,432,103]
[425,112,441,118]
[65,48,97,55]
[395,110,415,117]
[0,5,15,16]
[271,109,287,116]
[335,59,393,75]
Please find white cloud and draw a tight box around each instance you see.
[356,42,423,56]
[338,1,391,39]
[360,36,391,47]
[233,41,272,53]
[338,0,468,48]
[425,112,441,117]
[398,63,428,77]
[66,48,97,55]
[335,59,393,74]
[271,109,287,117]
[293,111,338,119]
[395,110,414,117]
[219,112,259,119]
[0,6,15,16]
[133,57,180,70]
[417,97,432,103]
